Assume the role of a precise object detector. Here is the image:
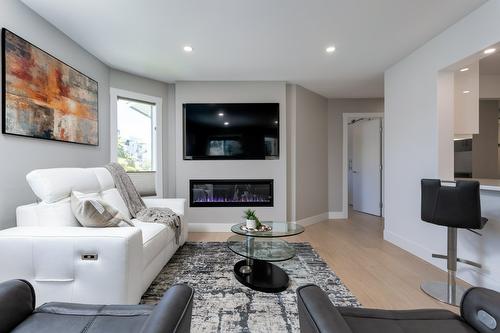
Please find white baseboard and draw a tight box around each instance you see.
[384,229,500,291]
[294,212,329,226]
[188,223,234,232]
[328,211,347,219]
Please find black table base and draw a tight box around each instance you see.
[233,259,289,293]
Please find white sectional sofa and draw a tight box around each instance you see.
[0,167,187,306]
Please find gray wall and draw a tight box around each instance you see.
[109,69,176,196]
[292,85,328,220]
[0,0,110,229]
[472,100,499,178]
[327,98,384,212]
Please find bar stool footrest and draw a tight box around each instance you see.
[431,254,482,268]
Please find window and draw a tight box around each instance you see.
[110,88,163,197]
[116,98,156,172]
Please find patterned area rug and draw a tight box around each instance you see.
[141,242,359,332]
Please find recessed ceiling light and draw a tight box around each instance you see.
[484,48,496,55]
[224,122,229,126]
[463,90,471,94]
[183,45,193,53]
[218,112,224,117]
[459,67,469,72]
[274,120,279,124]
[326,46,336,53]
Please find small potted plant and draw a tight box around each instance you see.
[243,209,261,230]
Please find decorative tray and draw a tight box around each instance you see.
[240,224,272,232]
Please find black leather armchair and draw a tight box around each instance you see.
[297,284,500,333]
[0,279,193,333]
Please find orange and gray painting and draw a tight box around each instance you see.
[3,30,98,145]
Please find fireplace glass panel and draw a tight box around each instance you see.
[190,179,273,207]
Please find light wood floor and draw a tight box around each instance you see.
[188,209,468,313]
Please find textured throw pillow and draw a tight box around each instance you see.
[71,191,134,228]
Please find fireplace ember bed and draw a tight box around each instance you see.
[190,179,273,207]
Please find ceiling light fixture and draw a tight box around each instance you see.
[183,45,193,53]
[463,90,471,94]
[274,120,279,124]
[224,122,229,126]
[459,67,469,72]
[218,112,224,117]
[326,46,336,53]
[484,48,496,55]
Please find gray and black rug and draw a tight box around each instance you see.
[142,242,359,332]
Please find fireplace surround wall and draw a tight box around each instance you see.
[190,179,274,207]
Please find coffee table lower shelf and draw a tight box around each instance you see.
[233,259,289,293]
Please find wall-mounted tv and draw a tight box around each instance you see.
[184,103,279,160]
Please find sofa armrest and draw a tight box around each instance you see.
[0,227,143,306]
[141,284,194,333]
[143,198,186,216]
[461,287,500,333]
[0,279,35,332]
[297,284,353,333]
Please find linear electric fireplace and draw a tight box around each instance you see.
[190,179,274,207]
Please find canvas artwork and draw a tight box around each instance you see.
[2,29,98,145]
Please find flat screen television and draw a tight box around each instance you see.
[184,103,279,160]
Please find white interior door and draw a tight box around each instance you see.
[352,118,381,216]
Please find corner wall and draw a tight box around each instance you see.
[384,0,500,290]
[0,0,110,229]
[287,85,329,223]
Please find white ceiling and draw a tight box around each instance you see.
[21,0,488,98]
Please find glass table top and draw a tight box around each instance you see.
[227,235,296,262]
[231,221,305,238]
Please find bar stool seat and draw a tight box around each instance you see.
[420,179,487,306]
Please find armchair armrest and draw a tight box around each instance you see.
[0,227,143,306]
[140,284,194,333]
[143,198,186,216]
[461,287,500,333]
[0,279,35,333]
[297,284,352,333]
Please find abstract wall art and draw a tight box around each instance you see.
[2,28,98,145]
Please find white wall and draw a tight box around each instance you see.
[384,0,500,290]
[287,84,329,222]
[0,0,110,229]
[327,99,384,214]
[175,82,287,229]
[109,69,176,197]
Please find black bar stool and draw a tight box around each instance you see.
[420,179,487,306]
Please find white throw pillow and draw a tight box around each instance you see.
[71,191,134,228]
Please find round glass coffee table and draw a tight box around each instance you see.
[227,222,305,293]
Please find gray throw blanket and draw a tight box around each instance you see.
[105,163,181,244]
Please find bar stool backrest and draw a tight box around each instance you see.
[421,179,482,229]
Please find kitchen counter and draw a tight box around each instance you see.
[442,178,500,192]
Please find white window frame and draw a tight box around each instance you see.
[110,88,163,197]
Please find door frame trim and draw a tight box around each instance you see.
[342,112,384,219]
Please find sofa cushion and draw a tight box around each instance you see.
[133,221,171,267]
[12,303,154,333]
[338,307,475,333]
[17,199,80,227]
